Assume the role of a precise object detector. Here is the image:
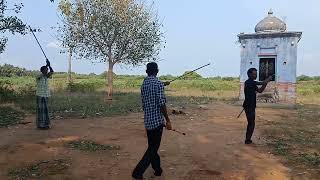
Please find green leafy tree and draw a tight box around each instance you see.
[58,0,163,99]
[0,0,28,54]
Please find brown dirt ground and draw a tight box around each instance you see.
[0,102,312,180]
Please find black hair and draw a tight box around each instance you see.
[247,68,257,77]
[40,66,47,73]
[146,62,158,76]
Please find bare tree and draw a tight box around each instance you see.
[58,0,163,99]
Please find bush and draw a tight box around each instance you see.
[181,71,202,80]
[297,75,313,81]
[100,71,117,78]
[114,78,142,89]
[0,79,16,101]
[314,76,320,81]
[314,86,320,94]
[159,75,176,81]
[222,77,238,81]
[67,80,105,93]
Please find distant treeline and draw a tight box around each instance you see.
[0,64,319,81]
[297,75,320,81]
[0,64,39,77]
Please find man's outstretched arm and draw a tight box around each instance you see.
[257,76,273,93]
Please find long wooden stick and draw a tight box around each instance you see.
[29,26,49,61]
[172,129,186,135]
[169,63,211,83]
[237,109,245,118]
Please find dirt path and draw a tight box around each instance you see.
[0,102,295,180]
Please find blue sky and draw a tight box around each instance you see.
[0,0,319,77]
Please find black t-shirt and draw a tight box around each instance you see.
[243,79,258,109]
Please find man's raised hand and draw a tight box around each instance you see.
[46,59,51,67]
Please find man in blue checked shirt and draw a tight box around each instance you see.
[132,62,172,180]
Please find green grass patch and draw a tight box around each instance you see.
[8,159,70,180]
[298,152,320,167]
[67,140,120,152]
[7,91,217,119]
[263,105,320,170]
[13,92,142,118]
[0,106,25,127]
[268,139,290,156]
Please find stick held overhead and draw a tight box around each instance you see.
[29,26,49,62]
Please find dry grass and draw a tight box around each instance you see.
[297,95,320,105]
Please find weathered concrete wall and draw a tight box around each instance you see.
[240,82,296,103]
[239,34,300,103]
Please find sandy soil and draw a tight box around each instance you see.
[0,102,309,180]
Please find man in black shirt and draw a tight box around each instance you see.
[243,68,272,144]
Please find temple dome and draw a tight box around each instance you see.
[255,9,286,33]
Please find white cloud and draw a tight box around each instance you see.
[47,40,62,49]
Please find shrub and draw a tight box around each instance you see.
[297,75,313,81]
[181,71,202,80]
[99,71,117,78]
[313,76,320,81]
[159,75,176,81]
[314,86,320,94]
[222,77,237,81]
[0,79,16,101]
[67,80,104,93]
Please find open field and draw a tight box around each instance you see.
[0,102,319,180]
[0,75,320,179]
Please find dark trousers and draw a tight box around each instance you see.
[245,108,256,141]
[36,96,50,128]
[132,126,163,177]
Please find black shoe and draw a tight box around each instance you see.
[154,169,163,176]
[132,173,143,180]
[245,140,253,144]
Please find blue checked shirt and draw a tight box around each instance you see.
[141,76,166,130]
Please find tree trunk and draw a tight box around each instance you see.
[67,48,72,84]
[107,62,114,100]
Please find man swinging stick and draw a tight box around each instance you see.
[29,26,54,129]
[132,62,172,180]
[243,68,272,144]
[36,59,54,129]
